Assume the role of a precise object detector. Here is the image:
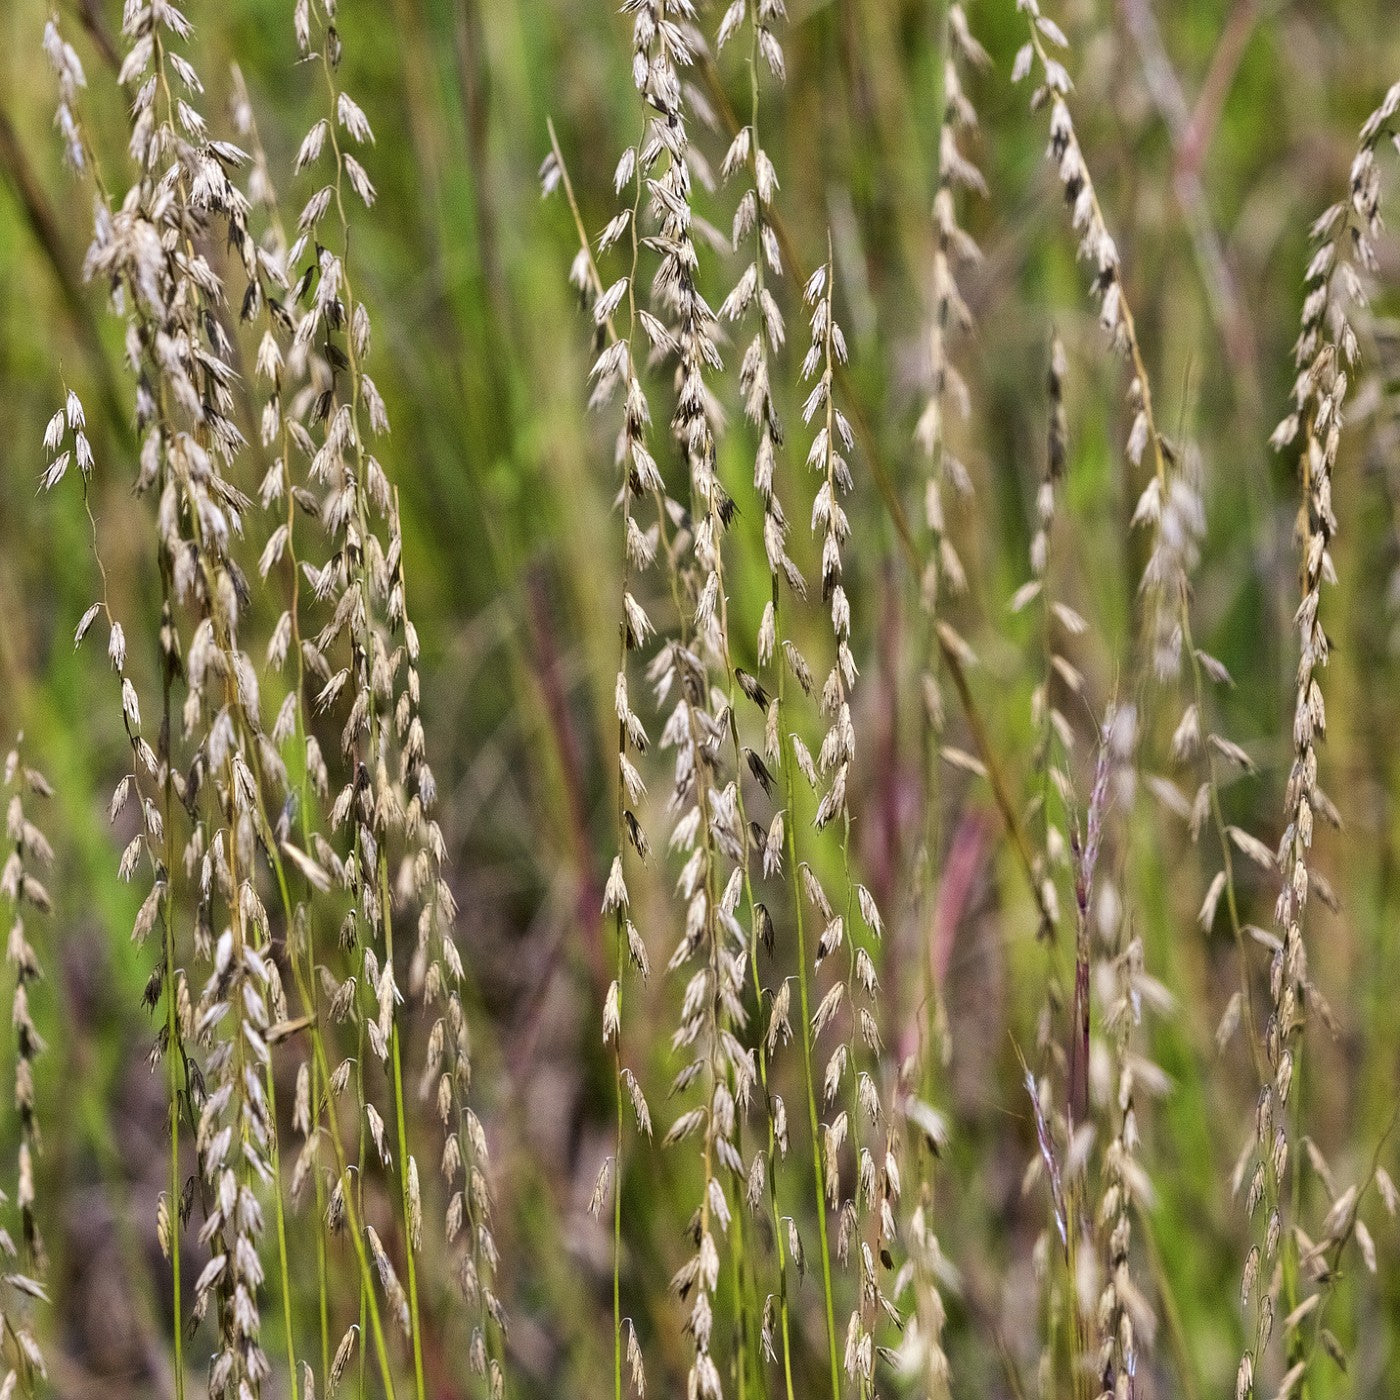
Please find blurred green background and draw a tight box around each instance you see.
[2,0,1400,1396]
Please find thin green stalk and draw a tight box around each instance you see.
[613,904,625,1400]
[314,1060,333,1389]
[287,919,397,1400]
[781,717,841,1400]
[701,23,799,1396]
[244,757,396,1400]
[356,948,370,1400]
[282,368,336,1399]
[161,890,185,1400]
[378,868,428,1400]
[156,547,185,1400]
[148,43,187,1398]
[268,1070,299,1392]
[247,86,337,1385]
[75,411,201,1400]
[731,1206,750,1400]
[747,590,798,1400]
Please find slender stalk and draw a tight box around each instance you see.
[157,526,186,1400]
[379,870,427,1400]
[612,908,625,1400]
[782,723,841,1400]
[242,744,397,1400]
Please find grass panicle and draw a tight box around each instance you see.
[1237,81,1400,1400]
[1,740,52,1399]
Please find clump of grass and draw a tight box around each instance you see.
[33,4,501,1399]
[14,4,1400,1400]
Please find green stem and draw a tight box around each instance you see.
[613,909,625,1400]
[379,865,428,1400]
[268,1069,299,1392]
[248,763,396,1400]
[161,894,185,1400]
[782,722,841,1400]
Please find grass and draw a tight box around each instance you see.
[0,1,1399,1399]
